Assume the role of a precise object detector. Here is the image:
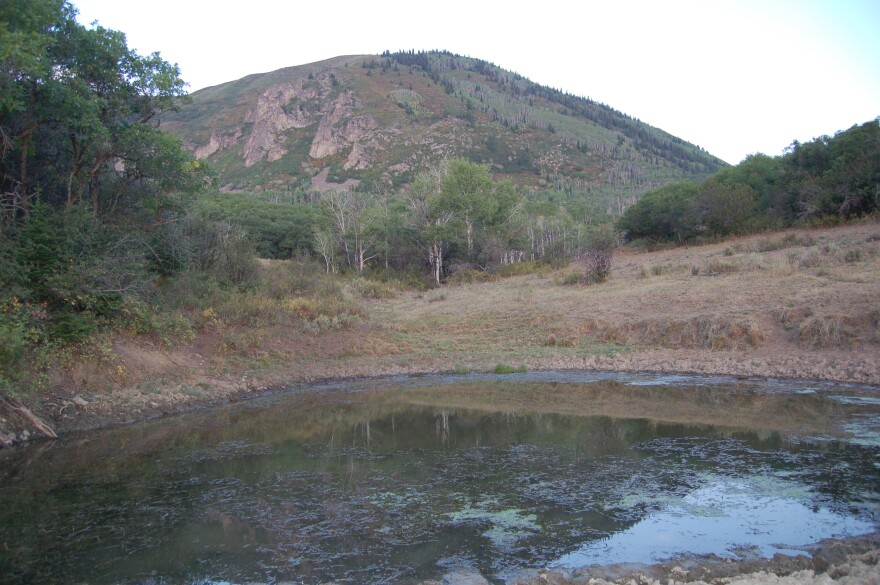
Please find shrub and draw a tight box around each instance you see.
[542,333,577,347]
[651,264,670,276]
[258,254,328,299]
[640,316,764,350]
[302,313,362,334]
[118,298,195,347]
[798,246,844,269]
[283,297,322,320]
[844,249,863,263]
[581,250,613,283]
[555,270,585,286]
[347,278,398,300]
[797,314,855,349]
[0,299,53,394]
[756,233,815,252]
[177,214,259,286]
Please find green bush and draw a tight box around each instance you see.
[50,310,97,343]
[0,299,52,394]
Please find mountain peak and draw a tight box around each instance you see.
[163,50,726,198]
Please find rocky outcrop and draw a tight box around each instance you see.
[243,80,322,166]
[240,76,384,169]
[308,91,381,161]
[195,128,242,159]
[342,116,382,169]
[308,91,356,159]
[310,166,360,192]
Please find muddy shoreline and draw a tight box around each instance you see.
[509,532,880,584]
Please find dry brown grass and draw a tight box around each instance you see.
[797,314,856,349]
[363,219,880,381]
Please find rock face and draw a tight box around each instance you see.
[195,72,385,170]
[195,128,242,159]
[309,90,358,159]
[243,80,321,166]
[185,67,473,187]
[308,91,381,166]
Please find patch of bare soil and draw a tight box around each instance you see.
[1,220,879,447]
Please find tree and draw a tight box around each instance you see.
[712,153,783,221]
[0,0,200,225]
[438,159,494,262]
[313,227,338,274]
[406,162,455,286]
[0,0,210,356]
[692,180,757,236]
[617,181,698,242]
[319,190,381,274]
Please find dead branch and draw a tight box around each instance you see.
[2,397,58,439]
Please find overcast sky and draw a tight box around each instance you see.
[73,0,879,165]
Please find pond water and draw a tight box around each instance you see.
[1,373,879,584]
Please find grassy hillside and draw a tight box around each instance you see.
[162,51,726,213]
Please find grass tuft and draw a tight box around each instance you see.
[493,363,528,374]
[797,314,855,349]
[703,259,739,275]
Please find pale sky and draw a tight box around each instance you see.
[73,0,879,165]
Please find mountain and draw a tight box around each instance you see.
[162,51,726,207]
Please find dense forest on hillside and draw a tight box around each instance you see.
[1,1,878,397]
[618,119,880,243]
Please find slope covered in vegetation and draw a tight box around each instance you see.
[162,50,725,209]
[618,119,880,243]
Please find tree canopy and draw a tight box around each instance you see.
[0,0,205,224]
[0,0,209,360]
[617,119,880,243]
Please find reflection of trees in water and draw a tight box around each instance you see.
[3,379,862,481]
[437,410,450,444]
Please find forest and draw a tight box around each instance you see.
[618,120,880,243]
[1,0,878,395]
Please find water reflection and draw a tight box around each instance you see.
[555,475,874,567]
[0,374,878,585]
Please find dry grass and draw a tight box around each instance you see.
[633,316,764,349]
[362,220,880,379]
[797,314,856,349]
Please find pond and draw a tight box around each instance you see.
[0,372,878,584]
